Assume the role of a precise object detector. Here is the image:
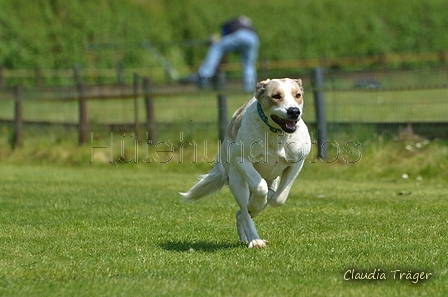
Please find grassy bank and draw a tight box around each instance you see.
[1,0,448,73]
[1,117,448,182]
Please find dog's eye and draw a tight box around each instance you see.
[295,93,302,98]
[272,93,282,99]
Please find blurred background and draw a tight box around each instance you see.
[0,0,447,160]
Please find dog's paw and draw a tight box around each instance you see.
[248,239,268,248]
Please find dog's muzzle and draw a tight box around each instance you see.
[271,107,301,134]
[287,107,301,120]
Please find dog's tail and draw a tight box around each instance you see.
[179,162,228,202]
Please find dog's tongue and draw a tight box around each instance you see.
[285,120,297,129]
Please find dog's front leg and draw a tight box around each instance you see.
[268,160,305,207]
[231,157,269,217]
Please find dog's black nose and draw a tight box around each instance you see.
[287,107,301,119]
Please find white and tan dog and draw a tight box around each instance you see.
[180,78,311,248]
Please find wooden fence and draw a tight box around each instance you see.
[6,70,331,157]
[2,66,448,149]
[9,75,159,148]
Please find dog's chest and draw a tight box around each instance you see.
[250,137,307,180]
[252,157,289,180]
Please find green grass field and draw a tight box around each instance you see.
[1,71,447,296]
[1,141,447,297]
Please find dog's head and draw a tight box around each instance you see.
[255,78,304,133]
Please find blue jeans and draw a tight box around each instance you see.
[198,29,259,93]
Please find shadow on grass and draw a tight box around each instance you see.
[160,240,243,252]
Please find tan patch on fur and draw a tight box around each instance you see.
[226,99,251,140]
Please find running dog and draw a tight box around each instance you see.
[180,78,311,248]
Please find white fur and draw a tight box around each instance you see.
[180,78,311,248]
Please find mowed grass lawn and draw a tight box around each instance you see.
[0,162,447,296]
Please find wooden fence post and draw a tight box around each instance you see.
[133,73,140,140]
[78,82,88,145]
[312,68,327,160]
[143,77,156,143]
[13,85,23,148]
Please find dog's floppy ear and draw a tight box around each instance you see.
[255,79,270,99]
[295,79,304,94]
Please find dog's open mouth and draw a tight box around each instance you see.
[271,115,298,133]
